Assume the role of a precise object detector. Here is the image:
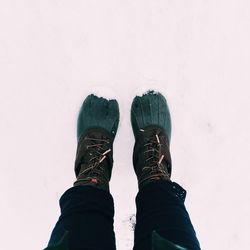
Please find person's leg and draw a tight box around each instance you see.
[45,94,120,250]
[134,181,200,250]
[131,91,200,250]
[47,186,116,250]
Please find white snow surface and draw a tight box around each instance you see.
[0,1,250,250]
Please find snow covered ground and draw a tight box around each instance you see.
[0,1,250,249]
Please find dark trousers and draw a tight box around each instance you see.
[47,180,200,250]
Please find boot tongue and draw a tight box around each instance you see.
[74,128,113,177]
[133,125,172,184]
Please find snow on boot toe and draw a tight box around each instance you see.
[131,90,171,142]
[77,94,119,141]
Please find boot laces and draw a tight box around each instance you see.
[78,137,111,181]
[142,134,169,177]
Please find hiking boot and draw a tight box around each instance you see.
[131,91,172,189]
[74,94,119,192]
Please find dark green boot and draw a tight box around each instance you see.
[74,94,119,192]
[131,91,172,190]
